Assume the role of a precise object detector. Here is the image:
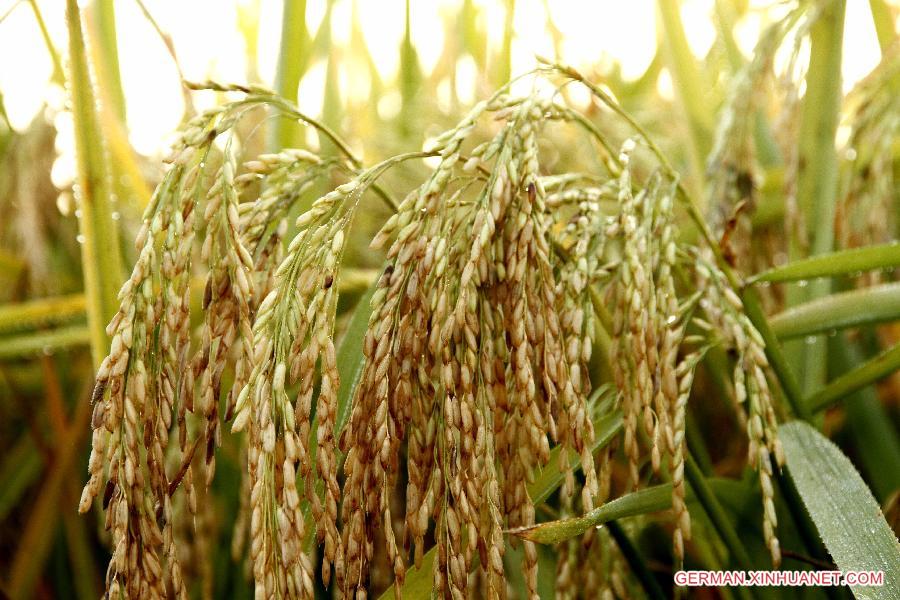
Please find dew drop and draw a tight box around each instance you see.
[804,335,817,345]
[111,211,121,221]
[797,280,808,288]
[74,208,82,219]
[76,234,86,244]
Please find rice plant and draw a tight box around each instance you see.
[1,1,899,599]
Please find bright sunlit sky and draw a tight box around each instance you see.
[0,0,894,164]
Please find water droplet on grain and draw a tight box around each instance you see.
[111,211,121,221]
[76,234,86,244]
[797,280,808,288]
[805,335,816,345]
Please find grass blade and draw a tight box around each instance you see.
[770,282,900,339]
[0,294,86,335]
[511,484,671,544]
[0,325,90,359]
[780,421,900,598]
[808,341,900,413]
[748,243,900,284]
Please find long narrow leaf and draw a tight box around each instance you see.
[808,341,900,413]
[0,294,86,335]
[770,282,900,339]
[511,484,672,544]
[0,325,90,359]
[749,243,900,284]
[780,421,900,599]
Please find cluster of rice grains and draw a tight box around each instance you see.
[77,86,346,599]
[341,93,604,599]
[79,73,790,599]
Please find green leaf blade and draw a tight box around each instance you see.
[510,484,672,545]
[770,282,900,340]
[751,243,900,284]
[780,421,900,599]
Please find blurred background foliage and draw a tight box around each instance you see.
[0,0,898,598]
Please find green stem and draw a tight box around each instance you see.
[495,0,515,88]
[66,0,124,368]
[713,0,744,71]
[270,0,309,150]
[89,0,126,124]
[792,0,845,395]
[399,0,420,138]
[869,0,898,52]
[607,520,667,600]
[685,412,714,475]
[828,336,900,501]
[319,0,341,157]
[684,453,755,571]
[27,0,63,83]
[656,0,711,193]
